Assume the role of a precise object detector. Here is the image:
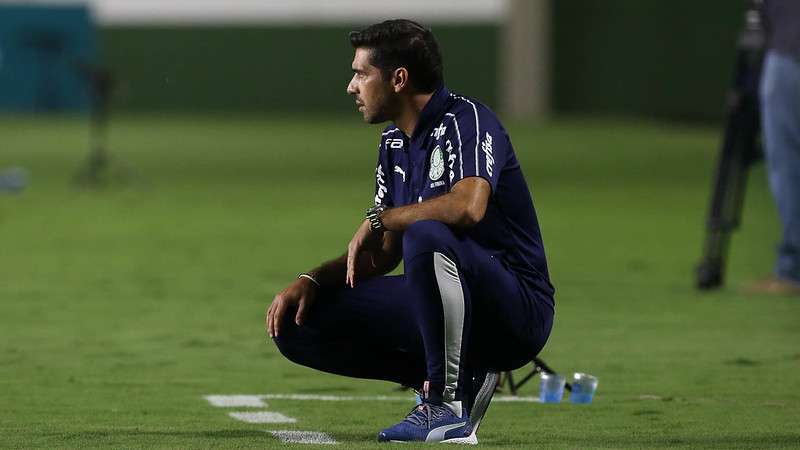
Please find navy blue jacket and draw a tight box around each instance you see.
[373,86,555,302]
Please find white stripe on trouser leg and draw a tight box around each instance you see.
[433,252,466,405]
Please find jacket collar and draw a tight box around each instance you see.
[409,85,450,144]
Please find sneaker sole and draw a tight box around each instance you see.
[442,432,479,445]
[387,433,478,445]
[469,371,499,433]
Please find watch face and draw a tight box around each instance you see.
[429,145,445,180]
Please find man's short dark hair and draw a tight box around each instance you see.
[349,19,444,93]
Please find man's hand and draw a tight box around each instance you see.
[266,276,318,338]
[346,219,383,287]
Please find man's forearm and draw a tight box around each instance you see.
[380,191,480,232]
[309,248,398,289]
[379,178,491,232]
[307,253,349,289]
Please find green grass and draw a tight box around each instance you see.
[0,114,798,449]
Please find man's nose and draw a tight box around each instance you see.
[346,78,357,95]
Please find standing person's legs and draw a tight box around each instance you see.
[273,275,427,388]
[761,50,800,284]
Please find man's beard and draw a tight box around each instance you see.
[365,92,399,124]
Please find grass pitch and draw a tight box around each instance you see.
[0,115,798,449]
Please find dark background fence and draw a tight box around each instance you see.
[551,0,740,121]
[1,0,742,120]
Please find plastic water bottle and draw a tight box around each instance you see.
[539,373,566,403]
[568,373,599,404]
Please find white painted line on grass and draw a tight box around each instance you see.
[259,393,541,403]
[205,395,266,408]
[205,393,540,405]
[268,430,337,445]
[229,411,297,424]
[262,394,411,402]
[493,395,542,403]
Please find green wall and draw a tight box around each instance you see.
[100,1,745,120]
[100,25,498,113]
[552,0,743,120]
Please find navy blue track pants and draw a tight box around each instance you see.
[274,220,553,402]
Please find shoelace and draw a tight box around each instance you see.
[403,403,448,429]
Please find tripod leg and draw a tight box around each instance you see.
[532,358,572,391]
[512,361,541,391]
[697,1,765,290]
[505,371,517,396]
[697,125,743,289]
[697,97,760,290]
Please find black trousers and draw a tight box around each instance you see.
[273,220,554,403]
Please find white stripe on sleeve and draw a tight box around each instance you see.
[450,94,481,175]
[444,113,464,179]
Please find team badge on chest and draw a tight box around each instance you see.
[429,145,445,180]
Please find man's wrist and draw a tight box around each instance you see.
[366,204,388,233]
[298,272,320,288]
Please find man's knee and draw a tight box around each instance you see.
[272,335,290,356]
[403,220,455,261]
[271,309,310,366]
[272,329,301,364]
[273,324,326,371]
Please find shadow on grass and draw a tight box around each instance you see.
[547,432,800,449]
[46,427,800,448]
[54,428,374,444]
[56,429,269,440]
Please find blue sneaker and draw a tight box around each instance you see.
[377,401,476,444]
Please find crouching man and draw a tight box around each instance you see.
[266,19,555,444]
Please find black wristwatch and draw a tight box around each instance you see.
[366,204,388,233]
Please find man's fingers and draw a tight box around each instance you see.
[346,265,353,287]
[346,245,353,285]
[295,296,308,326]
[273,298,288,338]
[267,300,276,338]
[266,303,272,336]
[346,244,356,287]
[266,302,271,336]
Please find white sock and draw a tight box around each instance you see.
[443,400,463,418]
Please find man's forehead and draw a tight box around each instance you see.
[352,48,375,70]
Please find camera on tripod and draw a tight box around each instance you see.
[696,0,766,290]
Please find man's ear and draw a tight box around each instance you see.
[391,67,409,93]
